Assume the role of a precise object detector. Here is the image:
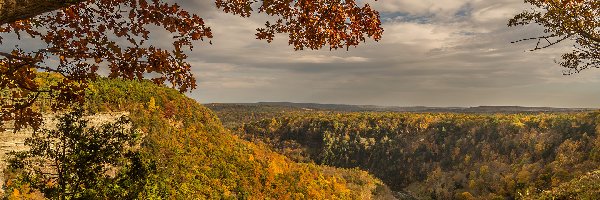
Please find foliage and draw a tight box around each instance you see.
[509,0,599,74]
[0,0,210,131]
[524,170,600,199]
[205,103,323,129]
[0,0,383,131]
[4,108,151,199]
[80,78,392,199]
[230,111,600,199]
[216,0,383,50]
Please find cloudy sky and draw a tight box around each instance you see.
[16,0,600,108]
[175,0,600,108]
[117,0,600,108]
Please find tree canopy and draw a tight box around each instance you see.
[0,0,383,130]
[224,109,600,199]
[509,0,599,74]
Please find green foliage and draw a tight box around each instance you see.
[231,111,600,199]
[4,109,150,199]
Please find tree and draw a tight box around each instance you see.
[0,0,384,130]
[509,0,599,74]
[0,0,86,24]
[4,109,151,199]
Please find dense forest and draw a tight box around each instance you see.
[2,77,394,199]
[0,0,597,199]
[9,78,598,199]
[209,105,600,199]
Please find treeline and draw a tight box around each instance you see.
[233,112,600,199]
[205,103,317,128]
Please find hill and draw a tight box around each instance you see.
[207,102,596,114]
[87,79,399,199]
[5,78,396,199]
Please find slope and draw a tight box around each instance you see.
[84,78,394,199]
[524,170,600,199]
[231,112,600,199]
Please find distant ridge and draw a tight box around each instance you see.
[208,102,597,113]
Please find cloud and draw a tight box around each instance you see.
[287,55,370,63]
[364,0,468,18]
[189,0,600,107]
[2,0,599,107]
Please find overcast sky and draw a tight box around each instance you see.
[10,0,600,108]
[176,0,600,108]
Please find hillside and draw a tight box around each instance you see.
[526,170,600,199]
[84,79,397,199]
[3,78,396,199]
[221,111,600,199]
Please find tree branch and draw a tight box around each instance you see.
[576,29,600,44]
[0,0,86,24]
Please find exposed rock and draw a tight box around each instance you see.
[0,112,128,190]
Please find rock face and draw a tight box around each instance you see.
[0,128,29,176]
[0,112,128,189]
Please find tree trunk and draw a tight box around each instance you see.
[0,0,85,24]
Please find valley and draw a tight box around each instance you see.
[208,103,600,199]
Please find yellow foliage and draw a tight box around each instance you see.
[6,185,44,200]
[268,157,287,175]
[480,165,489,175]
[147,97,157,111]
[82,78,386,199]
[469,180,477,189]
[517,169,531,184]
[10,189,19,199]
[456,191,476,200]
[464,154,471,164]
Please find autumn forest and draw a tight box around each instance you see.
[0,0,599,199]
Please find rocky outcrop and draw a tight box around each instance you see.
[0,112,128,189]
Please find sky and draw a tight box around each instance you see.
[7,0,600,108]
[175,0,600,108]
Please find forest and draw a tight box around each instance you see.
[209,104,600,199]
[1,77,395,199]
[0,0,598,199]
[5,76,600,199]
